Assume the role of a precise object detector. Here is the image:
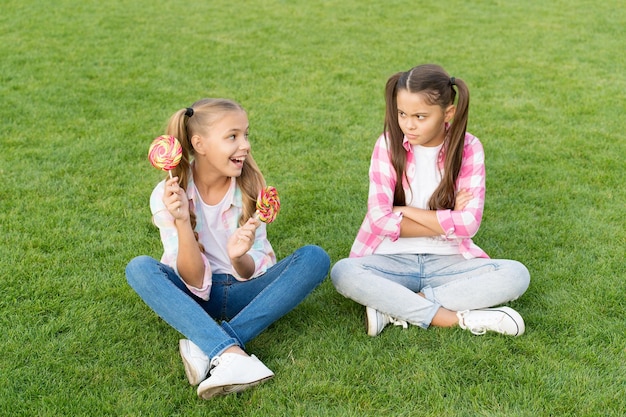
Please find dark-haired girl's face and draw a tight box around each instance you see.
[396,90,453,147]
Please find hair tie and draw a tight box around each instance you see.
[185,107,194,117]
[449,77,456,87]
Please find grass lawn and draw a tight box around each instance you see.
[1,0,624,416]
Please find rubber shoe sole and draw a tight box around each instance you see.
[198,374,273,399]
[179,339,209,386]
[197,353,274,400]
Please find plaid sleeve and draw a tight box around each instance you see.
[350,134,403,257]
[150,181,213,300]
[436,134,486,239]
[367,136,403,237]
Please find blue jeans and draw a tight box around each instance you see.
[126,245,330,359]
[331,254,530,329]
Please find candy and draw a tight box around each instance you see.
[255,186,280,223]
[148,135,182,174]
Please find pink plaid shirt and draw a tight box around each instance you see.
[150,175,276,300]
[350,132,489,259]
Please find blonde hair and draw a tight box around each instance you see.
[164,98,266,248]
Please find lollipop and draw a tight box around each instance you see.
[148,135,182,177]
[255,186,280,223]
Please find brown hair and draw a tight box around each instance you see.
[383,64,469,209]
[164,98,265,249]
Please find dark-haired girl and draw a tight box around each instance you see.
[331,65,529,337]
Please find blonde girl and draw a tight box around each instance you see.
[126,99,330,399]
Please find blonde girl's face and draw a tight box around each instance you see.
[396,89,455,147]
[192,110,251,178]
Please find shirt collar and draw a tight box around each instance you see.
[402,135,412,152]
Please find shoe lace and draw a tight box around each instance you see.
[209,356,221,373]
[387,315,408,329]
[209,353,236,376]
[457,310,487,335]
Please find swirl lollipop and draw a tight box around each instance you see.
[148,135,182,177]
[255,186,280,223]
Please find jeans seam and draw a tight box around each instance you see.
[429,261,499,279]
[221,277,229,320]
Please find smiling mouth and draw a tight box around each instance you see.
[231,157,246,165]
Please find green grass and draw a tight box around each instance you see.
[1,0,624,415]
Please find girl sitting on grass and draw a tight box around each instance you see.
[126,98,330,399]
[331,64,530,337]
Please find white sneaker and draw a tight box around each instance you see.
[197,353,274,400]
[366,306,408,337]
[457,307,525,336]
[179,339,210,386]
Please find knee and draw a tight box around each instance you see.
[298,245,331,274]
[330,258,355,290]
[125,255,157,287]
[508,260,531,295]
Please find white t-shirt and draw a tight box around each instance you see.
[195,183,236,274]
[375,143,460,255]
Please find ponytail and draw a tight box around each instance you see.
[166,109,192,193]
[383,72,409,206]
[429,76,469,210]
[163,108,203,251]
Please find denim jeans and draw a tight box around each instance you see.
[126,245,330,359]
[331,254,530,329]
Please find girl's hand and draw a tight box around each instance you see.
[162,176,190,221]
[227,217,260,260]
[454,189,473,211]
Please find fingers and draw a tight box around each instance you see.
[456,189,472,198]
[231,218,260,253]
[454,189,474,211]
[162,176,187,215]
[235,230,254,245]
[164,193,184,212]
[458,195,471,205]
[165,176,181,194]
[237,220,258,242]
[245,217,261,228]
[230,225,256,259]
